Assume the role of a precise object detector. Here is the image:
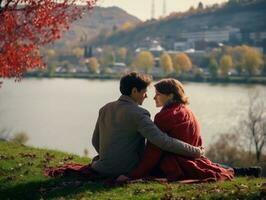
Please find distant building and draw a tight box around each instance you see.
[181,27,240,43]
[135,47,148,53]
[106,62,130,74]
[149,40,164,58]
[166,50,205,57]
[174,41,194,51]
[135,40,165,68]
[250,32,266,42]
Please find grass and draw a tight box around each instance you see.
[0,140,265,200]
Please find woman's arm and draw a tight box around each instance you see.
[135,109,202,157]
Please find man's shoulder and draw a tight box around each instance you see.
[99,101,117,112]
[103,101,117,108]
[136,106,150,114]
[100,99,150,117]
[129,105,151,119]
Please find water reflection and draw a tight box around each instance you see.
[0,78,265,157]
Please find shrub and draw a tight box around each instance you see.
[11,132,29,145]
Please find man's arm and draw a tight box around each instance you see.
[135,110,203,158]
[92,113,100,154]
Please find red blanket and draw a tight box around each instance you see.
[44,163,103,181]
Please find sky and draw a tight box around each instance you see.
[96,0,228,21]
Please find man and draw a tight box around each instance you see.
[91,72,203,177]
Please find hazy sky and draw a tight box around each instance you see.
[96,0,228,21]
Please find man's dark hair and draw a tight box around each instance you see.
[120,72,152,95]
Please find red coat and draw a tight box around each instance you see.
[129,103,234,182]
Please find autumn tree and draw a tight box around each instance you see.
[219,54,233,77]
[72,47,85,58]
[45,49,56,58]
[119,22,134,32]
[208,57,219,78]
[173,53,192,75]
[125,50,134,66]
[100,47,115,69]
[231,45,264,75]
[116,47,127,63]
[0,0,96,85]
[133,51,154,73]
[87,57,99,73]
[244,47,264,75]
[160,53,173,74]
[43,48,57,76]
[263,55,266,75]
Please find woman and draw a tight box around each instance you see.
[127,78,234,182]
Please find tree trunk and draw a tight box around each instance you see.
[256,150,260,162]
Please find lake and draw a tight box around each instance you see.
[0,78,265,157]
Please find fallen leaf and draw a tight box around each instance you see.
[19,153,36,159]
[6,175,16,181]
[161,192,173,200]
[0,154,9,160]
[240,184,248,188]
[261,182,266,192]
[39,187,47,193]
[27,162,34,166]
[24,170,29,175]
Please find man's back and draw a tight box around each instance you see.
[92,95,146,176]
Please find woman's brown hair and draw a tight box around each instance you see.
[154,78,189,105]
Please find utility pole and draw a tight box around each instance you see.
[151,0,155,19]
[163,0,166,17]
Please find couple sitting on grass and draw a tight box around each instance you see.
[46,72,261,183]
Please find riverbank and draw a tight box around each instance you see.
[0,141,265,200]
[25,72,266,85]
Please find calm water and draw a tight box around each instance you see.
[0,78,265,157]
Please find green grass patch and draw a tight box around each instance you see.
[0,140,265,200]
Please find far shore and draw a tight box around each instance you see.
[24,72,266,85]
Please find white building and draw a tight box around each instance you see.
[174,41,194,51]
[250,32,266,42]
[181,27,240,42]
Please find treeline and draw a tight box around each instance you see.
[132,45,265,77]
[164,0,264,21]
[196,45,265,77]
[40,44,266,80]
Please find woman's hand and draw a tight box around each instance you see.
[199,146,205,156]
[116,175,130,182]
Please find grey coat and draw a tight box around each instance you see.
[91,95,201,177]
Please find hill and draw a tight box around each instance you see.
[54,6,141,47]
[90,0,266,49]
[0,141,265,199]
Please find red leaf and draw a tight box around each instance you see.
[0,0,97,82]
